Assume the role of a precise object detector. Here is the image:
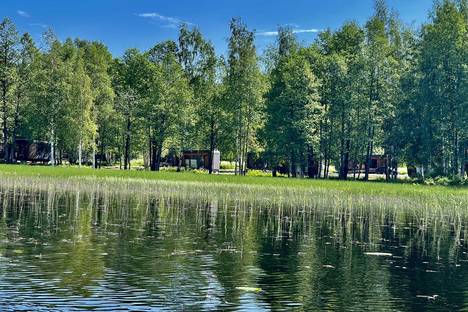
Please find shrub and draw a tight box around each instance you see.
[422,176,467,186]
[246,170,271,177]
[220,161,235,170]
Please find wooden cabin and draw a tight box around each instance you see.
[348,154,387,174]
[0,139,51,163]
[182,150,220,171]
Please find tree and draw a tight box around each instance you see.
[0,3,465,181]
[69,49,95,167]
[382,18,418,180]
[177,24,219,173]
[112,49,147,170]
[303,22,365,180]
[76,40,115,168]
[146,40,192,171]
[362,0,395,181]
[0,18,19,163]
[264,29,322,177]
[10,33,38,162]
[225,18,264,175]
[29,32,69,165]
[417,0,468,176]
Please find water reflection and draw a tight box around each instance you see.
[0,186,467,311]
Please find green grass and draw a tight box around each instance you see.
[0,164,466,198]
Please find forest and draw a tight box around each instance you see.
[0,0,467,181]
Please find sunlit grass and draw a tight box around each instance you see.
[0,164,466,199]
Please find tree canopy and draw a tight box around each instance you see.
[0,0,466,180]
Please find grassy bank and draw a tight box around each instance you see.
[0,164,466,198]
[0,164,467,227]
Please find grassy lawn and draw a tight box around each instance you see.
[0,164,466,198]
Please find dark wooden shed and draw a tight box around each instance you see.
[0,139,51,163]
[348,154,387,174]
[182,150,211,169]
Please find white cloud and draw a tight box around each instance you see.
[30,23,48,29]
[293,28,321,34]
[257,31,279,37]
[17,10,30,18]
[137,12,193,29]
[257,28,321,37]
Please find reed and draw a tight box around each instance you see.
[0,165,466,310]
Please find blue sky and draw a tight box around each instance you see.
[2,0,434,56]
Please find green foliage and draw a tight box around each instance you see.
[246,169,272,177]
[220,161,235,170]
[264,28,322,176]
[0,18,20,162]
[423,176,467,186]
[0,1,466,182]
[224,18,265,175]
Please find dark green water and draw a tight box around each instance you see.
[0,188,467,311]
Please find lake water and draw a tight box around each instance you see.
[0,187,467,311]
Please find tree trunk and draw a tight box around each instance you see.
[290,150,297,178]
[385,153,390,181]
[235,104,242,176]
[325,158,330,179]
[9,96,21,164]
[353,161,357,180]
[364,126,374,181]
[78,138,83,168]
[393,159,398,180]
[461,142,467,178]
[155,141,163,171]
[2,81,9,163]
[99,139,105,168]
[50,131,55,166]
[208,118,216,174]
[150,139,158,171]
[453,129,459,176]
[177,152,183,172]
[177,123,185,172]
[318,121,323,178]
[92,137,97,169]
[307,145,315,178]
[340,139,350,180]
[124,116,131,170]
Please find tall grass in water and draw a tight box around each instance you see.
[0,174,465,210]
[1,176,467,311]
[0,175,468,235]
[0,174,467,260]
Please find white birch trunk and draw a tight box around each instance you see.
[50,129,55,166]
[92,142,96,169]
[78,138,82,168]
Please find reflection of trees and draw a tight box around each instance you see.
[208,201,264,308]
[53,191,105,296]
[0,184,467,310]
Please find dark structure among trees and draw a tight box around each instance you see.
[180,150,221,171]
[0,139,50,163]
[182,150,211,169]
[348,155,387,174]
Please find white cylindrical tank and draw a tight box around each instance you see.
[212,150,221,173]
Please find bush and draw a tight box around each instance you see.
[447,175,467,186]
[220,161,235,170]
[160,166,178,172]
[246,170,271,177]
[422,176,467,186]
[192,169,208,175]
